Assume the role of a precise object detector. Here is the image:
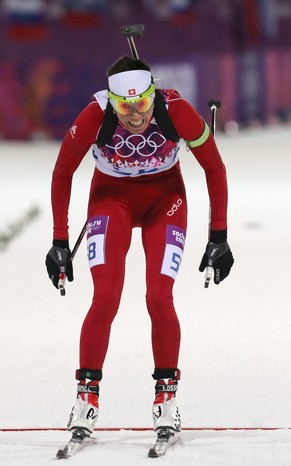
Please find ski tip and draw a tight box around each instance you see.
[56,449,67,459]
[148,447,159,458]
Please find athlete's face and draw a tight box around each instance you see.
[116,104,154,134]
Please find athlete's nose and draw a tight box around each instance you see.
[130,108,141,115]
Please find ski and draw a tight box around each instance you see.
[148,428,180,458]
[56,429,89,459]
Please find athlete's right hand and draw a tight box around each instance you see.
[45,240,74,289]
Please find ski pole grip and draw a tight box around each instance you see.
[121,24,144,59]
[208,99,221,110]
[121,24,144,38]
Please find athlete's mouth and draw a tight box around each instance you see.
[129,119,144,128]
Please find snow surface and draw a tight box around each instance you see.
[0,126,291,464]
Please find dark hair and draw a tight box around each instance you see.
[107,55,151,77]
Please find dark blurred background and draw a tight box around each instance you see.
[0,0,290,139]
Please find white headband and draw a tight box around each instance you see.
[108,70,152,98]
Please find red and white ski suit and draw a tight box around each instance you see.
[51,89,228,372]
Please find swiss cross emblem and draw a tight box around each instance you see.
[128,88,136,96]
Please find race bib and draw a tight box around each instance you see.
[161,225,186,279]
[86,216,109,268]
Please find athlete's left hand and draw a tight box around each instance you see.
[199,231,234,284]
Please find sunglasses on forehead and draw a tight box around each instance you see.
[108,84,155,116]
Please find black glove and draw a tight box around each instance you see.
[199,230,234,285]
[45,239,74,289]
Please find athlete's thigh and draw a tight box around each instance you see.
[142,193,187,281]
[87,196,132,280]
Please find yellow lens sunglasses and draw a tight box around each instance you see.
[108,83,156,115]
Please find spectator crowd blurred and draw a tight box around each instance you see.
[0,0,289,46]
[0,0,290,140]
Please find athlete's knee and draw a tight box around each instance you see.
[146,277,175,317]
[87,290,121,325]
[89,271,124,320]
[146,271,174,297]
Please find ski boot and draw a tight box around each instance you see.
[152,368,181,433]
[67,369,102,437]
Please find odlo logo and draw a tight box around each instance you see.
[167,199,183,216]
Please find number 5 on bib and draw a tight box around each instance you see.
[161,225,186,280]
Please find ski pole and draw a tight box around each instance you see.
[58,220,87,296]
[204,99,221,289]
[121,24,144,59]
[71,221,87,261]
